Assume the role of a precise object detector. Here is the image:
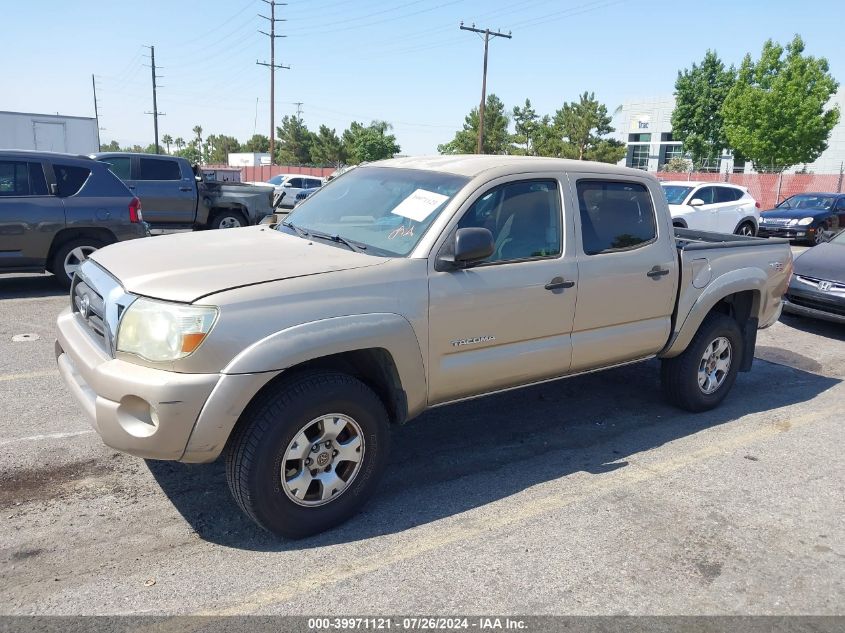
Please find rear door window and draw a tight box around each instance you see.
[139,157,181,180]
[52,164,91,197]
[0,161,50,196]
[576,180,657,255]
[716,187,741,203]
[287,177,303,188]
[306,178,322,189]
[99,156,131,180]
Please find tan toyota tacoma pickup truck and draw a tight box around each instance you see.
[56,156,793,537]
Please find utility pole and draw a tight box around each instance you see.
[460,22,511,154]
[293,101,303,118]
[143,45,165,154]
[91,74,101,151]
[257,0,289,165]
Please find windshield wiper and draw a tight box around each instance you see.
[309,231,367,253]
[281,220,309,239]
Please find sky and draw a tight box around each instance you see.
[3,0,844,156]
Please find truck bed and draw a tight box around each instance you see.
[675,227,790,250]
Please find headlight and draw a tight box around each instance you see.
[116,298,218,362]
[798,217,814,226]
[787,219,799,226]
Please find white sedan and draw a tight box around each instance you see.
[661,181,760,236]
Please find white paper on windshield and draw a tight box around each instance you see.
[391,189,449,222]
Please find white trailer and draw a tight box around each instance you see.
[0,111,99,154]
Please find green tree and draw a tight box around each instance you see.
[174,137,186,151]
[438,94,513,155]
[242,134,270,153]
[722,35,840,171]
[342,120,400,163]
[552,92,617,161]
[143,143,158,154]
[311,125,346,166]
[204,134,240,164]
[101,140,121,152]
[192,126,203,161]
[275,116,314,164]
[512,99,540,155]
[176,142,201,165]
[161,134,173,154]
[672,50,736,167]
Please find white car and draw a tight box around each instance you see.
[263,174,324,209]
[661,181,760,236]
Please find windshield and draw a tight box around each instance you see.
[267,175,285,186]
[778,194,835,210]
[662,185,693,205]
[278,166,469,256]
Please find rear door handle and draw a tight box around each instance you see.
[179,187,192,192]
[545,277,576,291]
[647,266,670,278]
[127,185,136,190]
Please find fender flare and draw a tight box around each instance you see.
[660,268,767,358]
[224,312,427,412]
[181,313,428,463]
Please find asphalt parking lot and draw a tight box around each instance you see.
[1,252,843,616]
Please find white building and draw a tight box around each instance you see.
[611,88,845,174]
[0,111,99,154]
[227,152,271,167]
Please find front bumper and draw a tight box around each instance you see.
[782,286,845,325]
[758,226,815,240]
[55,307,220,461]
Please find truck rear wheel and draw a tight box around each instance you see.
[661,313,742,412]
[210,210,247,229]
[226,371,390,538]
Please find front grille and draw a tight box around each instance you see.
[761,217,792,225]
[786,293,845,317]
[794,275,845,292]
[72,279,108,347]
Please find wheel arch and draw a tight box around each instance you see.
[733,216,758,234]
[661,270,766,360]
[47,228,117,273]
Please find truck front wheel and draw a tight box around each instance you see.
[225,371,390,538]
[661,313,743,412]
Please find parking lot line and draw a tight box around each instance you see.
[0,429,93,446]
[190,405,833,617]
[0,369,59,382]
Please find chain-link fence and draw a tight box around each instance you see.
[660,170,845,209]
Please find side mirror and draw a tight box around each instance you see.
[438,227,495,270]
[283,182,293,188]
[49,183,59,196]
[689,198,705,207]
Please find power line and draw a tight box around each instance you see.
[459,22,511,154]
[257,0,289,165]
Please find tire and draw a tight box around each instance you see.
[661,313,743,412]
[734,221,755,237]
[811,226,827,246]
[209,210,247,229]
[51,237,106,288]
[226,371,390,538]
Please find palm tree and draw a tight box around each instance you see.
[174,137,186,151]
[161,134,173,154]
[192,126,204,163]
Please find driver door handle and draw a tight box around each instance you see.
[647,266,671,278]
[545,277,576,291]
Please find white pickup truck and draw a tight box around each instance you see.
[56,156,793,538]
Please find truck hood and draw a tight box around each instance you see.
[90,226,386,303]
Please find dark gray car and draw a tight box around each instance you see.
[0,150,148,287]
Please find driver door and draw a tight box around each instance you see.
[427,176,578,405]
[688,186,717,231]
